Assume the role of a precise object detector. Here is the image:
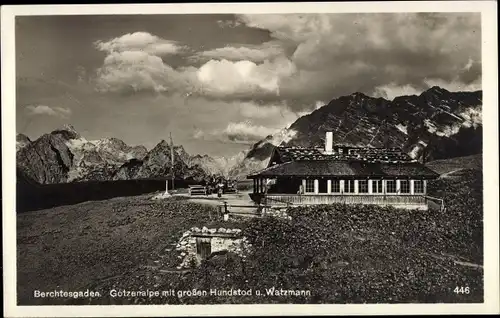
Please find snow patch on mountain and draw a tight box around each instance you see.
[267,128,297,146]
[395,124,408,135]
[460,105,482,128]
[424,105,481,138]
[64,137,148,182]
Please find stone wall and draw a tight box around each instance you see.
[262,207,292,220]
[175,226,251,269]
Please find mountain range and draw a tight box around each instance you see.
[16,86,482,184]
[16,125,218,184]
[229,86,482,178]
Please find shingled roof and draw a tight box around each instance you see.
[248,143,440,179]
[248,160,439,178]
[275,146,413,163]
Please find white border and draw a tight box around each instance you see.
[2,2,499,317]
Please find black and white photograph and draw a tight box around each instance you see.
[2,2,499,316]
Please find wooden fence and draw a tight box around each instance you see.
[264,194,427,206]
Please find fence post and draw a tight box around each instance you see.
[221,201,228,221]
[263,196,267,215]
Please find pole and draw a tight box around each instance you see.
[170,132,175,191]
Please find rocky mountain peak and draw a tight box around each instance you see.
[150,140,170,152]
[51,124,81,140]
[420,86,451,100]
[350,91,371,99]
[16,133,31,151]
[17,133,31,143]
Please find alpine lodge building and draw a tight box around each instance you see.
[247,132,439,210]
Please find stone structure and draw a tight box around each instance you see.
[175,226,250,269]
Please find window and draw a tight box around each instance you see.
[400,180,410,194]
[344,179,355,193]
[372,180,383,193]
[331,179,340,193]
[358,180,368,193]
[305,179,315,193]
[386,180,397,193]
[318,179,328,193]
[414,180,424,194]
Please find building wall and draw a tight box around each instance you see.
[298,178,427,196]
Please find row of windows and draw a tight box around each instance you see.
[304,179,424,194]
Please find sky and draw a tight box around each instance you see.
[16,13,481,157]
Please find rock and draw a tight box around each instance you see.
[16,132,74,183]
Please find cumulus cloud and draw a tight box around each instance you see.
[94,50,191,93]
[373,83,422,100]
[373,76,482,100]
[195,56,296,97]
[191,99,325,145]
[223,121,280,142]
[93,32,294,98]
[194,42,284,62]
[26,105,71,118]
[94,32,195,94]
[95,32,187,55]
[93,13,481,113]
[423,77,482,93]
[237,12,481,106]
[194,121,280,144]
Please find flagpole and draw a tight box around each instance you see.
[170,132,175,191]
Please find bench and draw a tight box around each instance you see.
[188,185,207,196]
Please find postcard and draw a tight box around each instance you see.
[2,2,499,317]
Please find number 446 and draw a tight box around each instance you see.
[454,286,470,294]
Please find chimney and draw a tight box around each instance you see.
[325,131,333,154]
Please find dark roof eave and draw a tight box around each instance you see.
[247,173,439,179]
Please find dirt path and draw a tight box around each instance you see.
[188,192,257,208]
[439,169,464,178]
[423,252,483,269]
[345,233,483,270]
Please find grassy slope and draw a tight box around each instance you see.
[179,199,483,304]
[177,155,484,304]
[16,193,235,305]
[425,153,482,175]
[17,154,483,305]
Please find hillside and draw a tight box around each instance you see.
[425,153,482,175]
[230,87,482,179]
[17,167,483,304]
